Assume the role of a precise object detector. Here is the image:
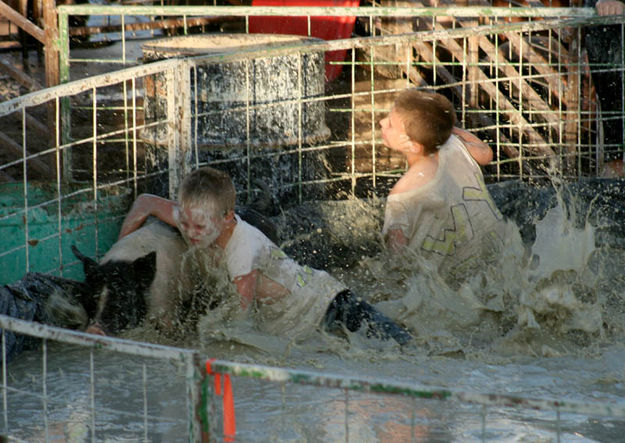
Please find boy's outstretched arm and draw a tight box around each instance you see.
[452,127,493,166]
[118,194,178,239]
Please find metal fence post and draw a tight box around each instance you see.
[57,9,72,183]
[166,61,192,199]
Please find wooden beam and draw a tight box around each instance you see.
[4,111,49,138]
[473,33,562,128]
[43,0,59,88]
[0,58,42,90]
[24,112,49,137]
[0,130,54,178]
[564,37,581,167]
[423,28,555,157]
[503,32,567,104]
[0,0,45,43]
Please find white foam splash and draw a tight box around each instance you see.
[529,205,596,280]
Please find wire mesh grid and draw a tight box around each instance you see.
[0,315,202,441]
[53,4,623,183]
[2,315,625,442]
[1,6,625,441]
[1,7,623,283]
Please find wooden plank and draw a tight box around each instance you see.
[0,129,54,178]
[473,33,562,128]
[0,58,42,90]
[468,35,480,107]
[25,112,48,137]
[5,111,49,138]
[0,41,21,49]
[563,37,581,164]
[0,0,45,43]
[503,32,567,104]
[43,0,58,88]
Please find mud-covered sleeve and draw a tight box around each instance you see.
[382,197,414,239]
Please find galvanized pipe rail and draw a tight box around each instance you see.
[52,5,600,80]
[0,314,204,441]
[2,314,625,441]
[56,5,595,19]
[5,12,623,116]
[205,358,625,420]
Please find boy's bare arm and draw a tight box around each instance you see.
[118,194,178,239]
[451,127,493,166]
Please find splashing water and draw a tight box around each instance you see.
[8,180,625,442]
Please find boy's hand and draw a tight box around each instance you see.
[85,322,107,336]
[234,271,258,310]
[118,194,178,239]
[596,0,625,16]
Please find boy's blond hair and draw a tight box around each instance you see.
[394,89,456,155]
[178,167,236,215]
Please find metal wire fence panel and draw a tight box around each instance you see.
[54,4,623,182]
[0,58,186,283]
[1,6,624,442]
[2,8,624,280]
[0,315,203,441]
[2,315,625,442]
[200,359,625,442]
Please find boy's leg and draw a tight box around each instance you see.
[324,290,412,346]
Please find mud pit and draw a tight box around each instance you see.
[3,37,625,442]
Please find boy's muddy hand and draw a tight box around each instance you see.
[596,0,625,16]
[85,322,107,336]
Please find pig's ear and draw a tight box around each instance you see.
[71,245,99,277]
[133,251,157,291]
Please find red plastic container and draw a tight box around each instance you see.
[250,0,359,82]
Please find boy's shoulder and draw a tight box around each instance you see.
[225,216,276,278]
[390,156,439,195]
[228,217,274,252]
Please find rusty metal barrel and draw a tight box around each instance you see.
[141,34,331,203]
[142,34,330,147]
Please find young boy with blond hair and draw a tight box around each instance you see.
[118,167,411,345]
[380,89,512,286]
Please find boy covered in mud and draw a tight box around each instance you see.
[117,167,412,345]
[380,89,514,286]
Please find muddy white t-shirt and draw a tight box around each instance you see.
[225,216,345,338]
[382,135,511,285]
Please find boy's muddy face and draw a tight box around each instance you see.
[380,109,413,153]
[175,203,223,248]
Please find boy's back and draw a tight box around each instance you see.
[383,133,510,286]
